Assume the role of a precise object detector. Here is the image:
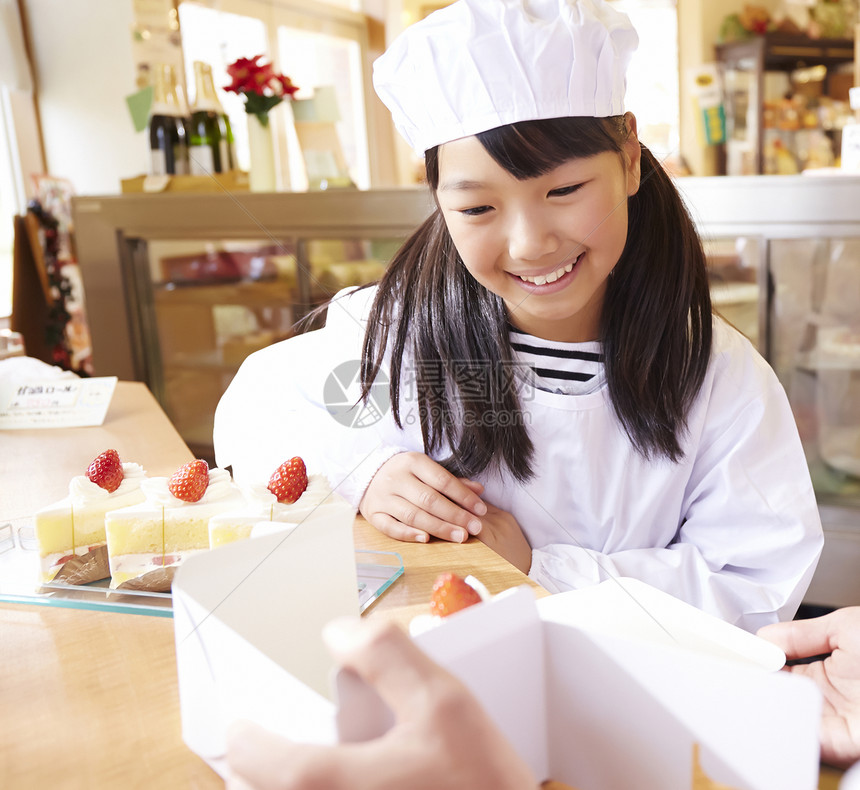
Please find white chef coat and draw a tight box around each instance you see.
[214,286,823,632]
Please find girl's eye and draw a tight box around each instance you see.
[548,184,582,198]
[460,205,493,216]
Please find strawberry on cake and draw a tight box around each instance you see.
[409,572,490,636]
[34,450,147,585]
[105,459,243,590]
[209,457,342,547]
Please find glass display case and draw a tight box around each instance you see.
[679,174,860,607]
[767,237,860,500]
[702,234,763,348]
[72,189,433,459]
[126,235,400,454]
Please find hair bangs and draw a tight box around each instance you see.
[424,116,628,188]
[476,117,625,180]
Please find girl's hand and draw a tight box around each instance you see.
[476,504,532,575]
[359,451,487,543]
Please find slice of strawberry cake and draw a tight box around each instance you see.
[34,450,148,585]
[209,457,342,548]
[105,459,243,591]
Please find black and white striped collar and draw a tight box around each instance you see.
[508,326,605,395]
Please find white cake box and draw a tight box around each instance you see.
[173,505,822,789]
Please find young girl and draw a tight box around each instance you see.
[215,0,822,632]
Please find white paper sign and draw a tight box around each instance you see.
[0,376,117,429]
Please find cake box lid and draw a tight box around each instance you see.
[172,513,821,787]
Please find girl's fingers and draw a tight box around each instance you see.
[368,499,473,544]
[368,511,430,543]
[395,481,482,538]
[459,477,485,494]
[409,455,487,517]
[390,498,471,542]
[360,452,486,543]
[376,493,470,543]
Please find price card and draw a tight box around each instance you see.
[0,376,118,429]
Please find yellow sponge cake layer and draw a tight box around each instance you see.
[33,463,147,583]
[36,491,145,554]
[105,468,242,589]
[163,513,211,554]
[209,516,262,548]
[105,513,165,556]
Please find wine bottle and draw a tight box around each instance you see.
[189,61,234,174]
[148,63,190,176]
[221,112,237,171]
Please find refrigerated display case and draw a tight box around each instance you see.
[72,189,433,458]
[678,174,860,607]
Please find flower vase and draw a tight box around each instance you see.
[247,114,276,192]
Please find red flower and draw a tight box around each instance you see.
[225,55,264,93]
[275,74,299,98]
[224,55,299,125]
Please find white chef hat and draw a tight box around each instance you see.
[373,0,638,156]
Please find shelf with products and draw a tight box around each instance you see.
[715,32,856,175]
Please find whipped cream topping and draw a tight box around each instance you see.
[142,467,235,507]
[69,463,146,504]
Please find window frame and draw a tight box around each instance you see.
[178,0,379,189]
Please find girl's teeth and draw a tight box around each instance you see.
[519,260,576,285]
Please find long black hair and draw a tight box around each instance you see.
[360,115,712,481]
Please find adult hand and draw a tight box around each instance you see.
[476,503,533,574]
[359,451,487,543]
[758,607,860,768]
[227,618,539,790]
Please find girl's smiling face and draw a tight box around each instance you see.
[436,129,641,342]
